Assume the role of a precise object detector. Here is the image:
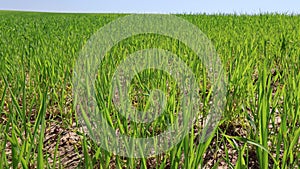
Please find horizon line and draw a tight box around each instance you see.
[1,9,299,16]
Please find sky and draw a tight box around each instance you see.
[0,0,300,14]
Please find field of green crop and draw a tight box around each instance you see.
[0,11,299,168]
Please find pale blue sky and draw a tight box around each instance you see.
[0,0,299,14]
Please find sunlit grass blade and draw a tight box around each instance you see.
[37,91,47,169]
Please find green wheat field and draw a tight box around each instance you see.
[0,11,299,168]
